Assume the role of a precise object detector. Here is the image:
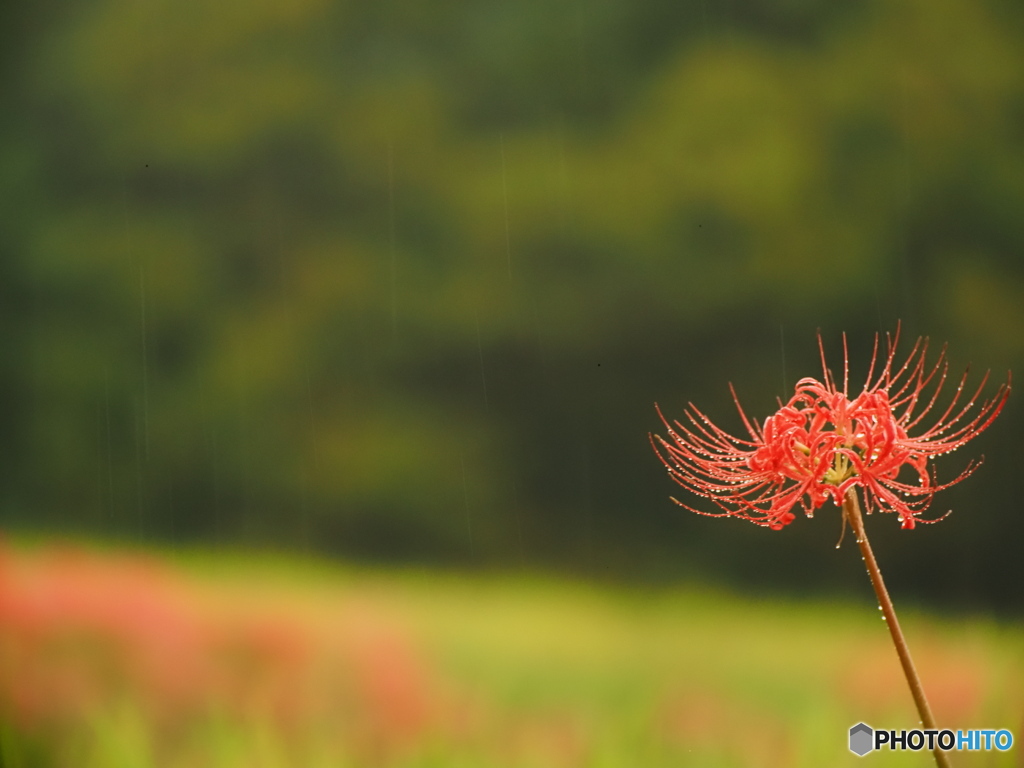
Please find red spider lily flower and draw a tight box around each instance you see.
[651,330,1010,530]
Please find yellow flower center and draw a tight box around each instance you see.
[823,452,856,486]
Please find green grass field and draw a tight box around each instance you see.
[0,542,1019,767]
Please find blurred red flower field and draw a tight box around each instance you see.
[0,541,1019,767]
[0,543,438,765]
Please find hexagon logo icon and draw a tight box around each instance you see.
[849,723,873,756]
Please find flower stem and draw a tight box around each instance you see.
[842,488,952,768]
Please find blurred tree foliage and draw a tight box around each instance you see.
[3,0,1023,608]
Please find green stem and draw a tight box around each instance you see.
[842,488,952,768]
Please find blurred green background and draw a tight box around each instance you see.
[2,0,1023,610]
